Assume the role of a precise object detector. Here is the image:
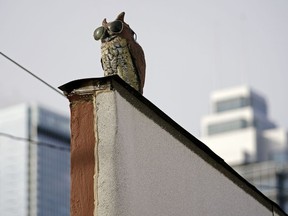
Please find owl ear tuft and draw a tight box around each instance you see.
[102,18,107,26]
[116,12,125,21]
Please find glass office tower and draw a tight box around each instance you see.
[0,104,70,216]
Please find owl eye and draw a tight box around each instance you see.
[94,26,105,40]
[108,20,123,34]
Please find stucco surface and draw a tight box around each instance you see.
[70,100,95,216]
[96,91,118,216]
[96,90,272,216]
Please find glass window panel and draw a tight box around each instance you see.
[216,97,250,113]
[207,119,249,135]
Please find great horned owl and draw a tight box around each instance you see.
[94,12,146,94]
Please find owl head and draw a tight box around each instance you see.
[94,12,136,43]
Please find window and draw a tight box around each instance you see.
[207,119,249,135]
[215,97,250,113]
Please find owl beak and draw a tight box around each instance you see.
[102,31,118,42]
[101,30,109,41]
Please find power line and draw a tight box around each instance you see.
[0,132,70,152]
[0,52,65,97]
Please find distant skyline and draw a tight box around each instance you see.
[1,0,287,137]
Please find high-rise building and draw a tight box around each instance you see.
[200,85,288,212]
[200,85,287,165]
[0,104,70,216]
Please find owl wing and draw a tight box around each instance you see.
[128,41,146,94]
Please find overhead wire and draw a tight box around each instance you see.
[0,52,65,97]
[0,52,70,151]
[0,132,70,152]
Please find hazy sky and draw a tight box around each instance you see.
[1,0,288,137]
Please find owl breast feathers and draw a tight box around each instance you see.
[94,12,146,94]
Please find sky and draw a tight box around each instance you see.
[0,0,288,138]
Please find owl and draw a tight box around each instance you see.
[94,12,146,94]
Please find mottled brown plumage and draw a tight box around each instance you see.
[94,12,146,94]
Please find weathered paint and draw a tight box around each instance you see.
[69,96,96,216]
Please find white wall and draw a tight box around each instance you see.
[95,89,277,216]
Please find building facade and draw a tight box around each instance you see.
[0,104,70,216]
[59,76,287,216]
[200,85,286,165]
